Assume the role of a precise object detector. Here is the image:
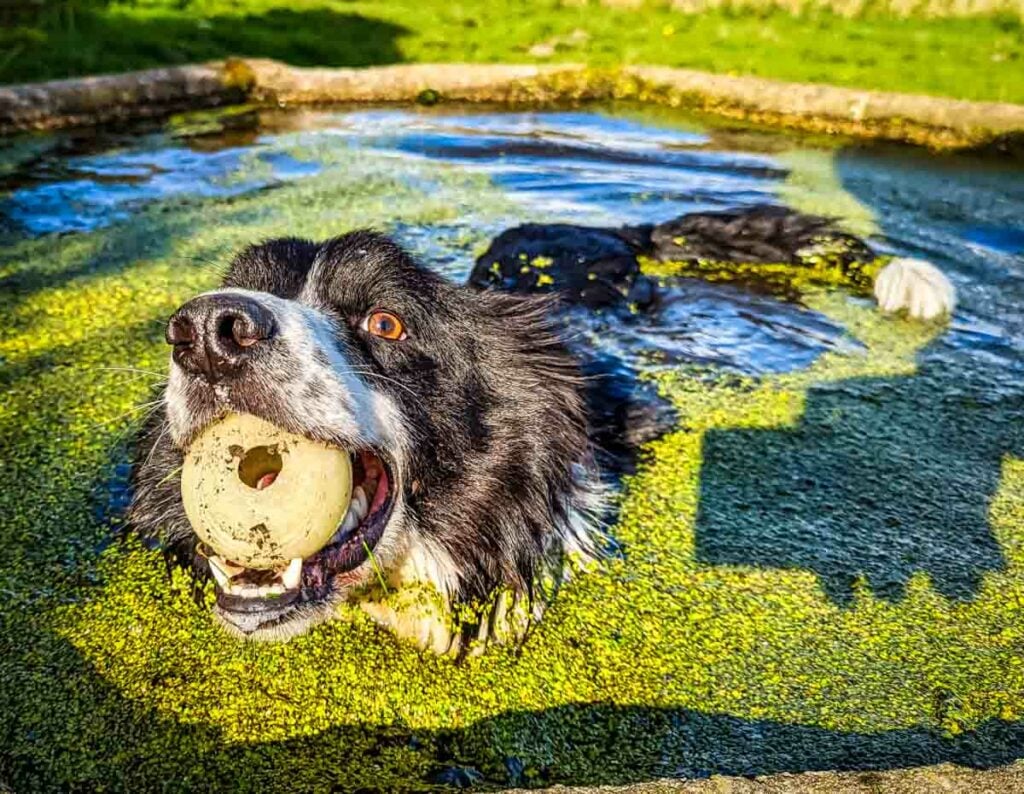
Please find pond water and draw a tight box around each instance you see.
[3,105,1024,790]
[5,106,1023,380]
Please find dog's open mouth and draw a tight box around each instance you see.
[200,448,397,635]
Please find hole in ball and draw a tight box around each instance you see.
[238,445,283,490]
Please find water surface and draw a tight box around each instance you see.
[6,106,1021,379]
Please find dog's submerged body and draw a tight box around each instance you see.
[129,206,955,652]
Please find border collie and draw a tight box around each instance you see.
[129,206,955,653]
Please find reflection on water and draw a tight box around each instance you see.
[2,106,1023,379]
[1,145,319,235]
[333,110,784,225]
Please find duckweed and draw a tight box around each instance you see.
[1,125,1022,793]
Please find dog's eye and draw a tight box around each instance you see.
[362,310,407,341]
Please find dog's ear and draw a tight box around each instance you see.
[222,238,320,298]
[474,290,677,475]
[473,290,583,383]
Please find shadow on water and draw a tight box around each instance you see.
[4,312,1022,790]
[2,391,1021,792]
[696,142,1024,604]
[3,627,1023,791]
[695,358,1021,604]
[5,111,1024,790]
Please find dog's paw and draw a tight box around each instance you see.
[873,257,956,320]
[459,589,534,657]
[360,597,458,655]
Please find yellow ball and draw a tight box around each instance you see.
[180,413,352,570]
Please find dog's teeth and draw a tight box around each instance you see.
[281,557,303,590]
[334,503,361,539]
[225,581,260,597]
[345,505,361,528]
[208,561,230,589]
[208,555,243,589]
[352,485,369,519]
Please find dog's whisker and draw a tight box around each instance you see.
[96,366,169,381]
[90,399,164,429]
[337,368,419,398]
[173,254,228,275]
[142,413,171,469]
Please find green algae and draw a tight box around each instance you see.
[639,253,885,302]
[2,133,1024,792]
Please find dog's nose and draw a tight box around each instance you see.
[166,294,276,382]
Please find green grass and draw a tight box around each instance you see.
[1,125,1023,790]
[2,0,1023,103]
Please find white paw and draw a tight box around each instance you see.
[360,596,457,655]
[874,257,956,321]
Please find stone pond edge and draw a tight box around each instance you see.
[1,59,1022,152]
[520,761,1024,793]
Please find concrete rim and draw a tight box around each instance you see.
[1,59,1022,151]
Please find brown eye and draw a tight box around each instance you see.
[363,310,406,341]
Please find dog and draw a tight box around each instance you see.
[129,206,955,654]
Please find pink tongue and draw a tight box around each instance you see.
[256,471,278,490]
[370,468,389,513]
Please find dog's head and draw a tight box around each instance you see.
[130,231,600,642]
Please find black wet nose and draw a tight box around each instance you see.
[166,294,276,382]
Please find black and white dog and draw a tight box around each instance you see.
[129,206,955,653]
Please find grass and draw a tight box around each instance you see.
[0,0,1022,103]
[1,117,1023,790]
[672,0,1024,14]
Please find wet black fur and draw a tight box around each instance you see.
[131,204,881,620]
[469,204,876,310]
[469,205,878,464]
